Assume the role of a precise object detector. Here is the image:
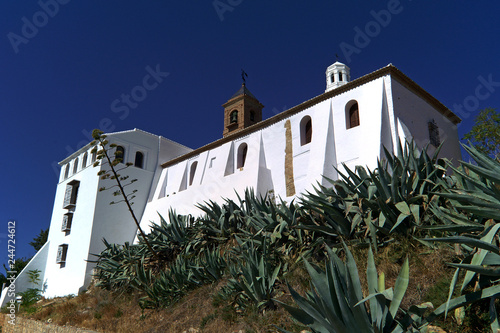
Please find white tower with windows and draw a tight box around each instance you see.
[325,61,350,92]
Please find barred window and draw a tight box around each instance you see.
[428,120,440,147]
[62,213,73,232]
[63,180,80,209]
[56,244,68,264]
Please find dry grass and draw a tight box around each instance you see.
[23,278,304,333]
[18,241,487,333]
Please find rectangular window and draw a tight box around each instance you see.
[428,120,440,147]
[56,244,68,264]
[62,213,73,232]
[209,157,216,168]
[63,180,80,209]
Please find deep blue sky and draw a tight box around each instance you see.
[1,1,499,263]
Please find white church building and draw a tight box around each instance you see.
[1,61,462,304]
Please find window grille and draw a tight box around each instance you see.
[62,213,73,232]
[428,120,440,147]
[63,180,80,209]
[56,244,68,264]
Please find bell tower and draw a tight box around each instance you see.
[223,83,263,137]
[325,61,350,92]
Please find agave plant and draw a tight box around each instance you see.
[278,244,425,332]
[92,239,145,290]
[299,140,449,249]
[422,143,500,331]
[221,239,281,311]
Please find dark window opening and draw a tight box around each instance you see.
[115,146,125,163]
[135,152,144,168]
[237,143,248,169]
[73,158,79,175]
[64,165,69,180]
[331,74,335,83]
[300,116,313,146]
[189,161,198,186]
[348,103,360,128]
[82,152,88,168]
[250,110,255,122]
[230,110,238,124]
[338,72,343,81]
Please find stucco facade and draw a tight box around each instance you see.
[1,62,461,305]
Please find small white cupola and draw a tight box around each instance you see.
[325,61,350,92]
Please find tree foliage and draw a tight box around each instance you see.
[462,107,500,159]
[29,228,48,252]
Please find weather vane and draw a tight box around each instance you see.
[241,69,248,84]
[335,53,340,61]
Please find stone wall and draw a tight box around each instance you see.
[1,314,96,333]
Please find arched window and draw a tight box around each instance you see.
[73,158,79,175]
[346,101,360,129]
[330,73,335,83]
[91,150,97,164]
[250,110,255,122]
[189,161,198,186]
[300,116,312,146]
[64,164,70,180]
[230,110,238,124]
[82,152,88,168]
[237,143,248,169]
[115,146,125,163]
[135,152,144,168]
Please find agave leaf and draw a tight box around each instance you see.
[390,214,409,233]
[330,262,358,329]
[437,191,500,210]
[285,284,346,333]
[341,245,372,330]
[461,224,500,291]
[342,244,364,302]
[425,283,500,324]
[453,206,500,221]
[421,237,499,254]
[366,247,380,326]
[419,225,484,233]
[395,201,411,215]
[447,263,500,277]
[444,267,460,318]
[461,160,500,184]
[389,257,409,319]
[490,296,500,333]
[483,252,500,265]
[410,204,420,225]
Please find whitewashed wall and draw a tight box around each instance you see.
[140,73,461,233]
